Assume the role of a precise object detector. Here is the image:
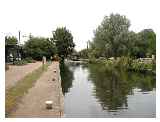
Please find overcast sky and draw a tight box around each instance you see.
[0,0,159,51]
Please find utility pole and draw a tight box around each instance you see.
[18,31,21,44]
[87,40,90,50]
[17,31,21,61]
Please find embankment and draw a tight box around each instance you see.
[8,61,64,118]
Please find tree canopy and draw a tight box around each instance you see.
[5,36,18,45]
[23,36,56,60]
[52,27,75,61]
[89,13,156,59]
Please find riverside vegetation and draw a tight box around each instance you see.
[78,13,156,74]
[88,57,155,74]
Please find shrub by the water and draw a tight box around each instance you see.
[93,56,155,73]
[24,57,36,63]
[13,60,28,66]
[115,57,133,69]
[130,61,154,72]
[88,57,97,63]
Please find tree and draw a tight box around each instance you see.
[92,13,130,58]
[24,36,56,60]
[128,29,156,58]
[5,36,18,45]
[90,13,156,59]
[5,36,19,62]
[127,31,139,58]
[52,27,75,62]
[78,49,89,59]
[138,29,156,57]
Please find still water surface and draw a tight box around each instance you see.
[60,62,156,117]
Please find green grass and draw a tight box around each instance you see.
[5,62,50,117]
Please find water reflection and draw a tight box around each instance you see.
[61,62,156,117]
[60,63,74,95]
[87,63,156,111]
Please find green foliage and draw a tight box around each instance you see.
[52,27,75,61]
[137,29,156,57]
[130,61,155,72]
[78,49,89,59]
[89,13,156,59]
[13,60,28,65]
[88,56,97,63]
[115,57,133,69]
[24,57,36,63]
[127,29,156,58]
[24,37,56,60]
[93,56,155,73]
[5,36,18,45]
[92,13,130,58]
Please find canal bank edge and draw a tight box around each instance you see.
[9,62,64,117]
[57,62,64,117]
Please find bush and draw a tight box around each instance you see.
[13,60,28,66]
[23,37,56,61]
[24,57,36,63]
[130,61,154,72]
[88,57,97,63]
[115,57,133,69]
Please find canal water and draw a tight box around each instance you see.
[60,62,156,118]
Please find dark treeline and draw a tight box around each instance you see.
[5,13,156,63]
[5,27,75,62]
[79,13,156,59]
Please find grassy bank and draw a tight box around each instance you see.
[88,57,156,74]
[5,62,50,117]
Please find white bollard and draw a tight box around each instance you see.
[45,101,53,109]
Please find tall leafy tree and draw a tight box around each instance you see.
[24,36,56,60]
[5,36,18,45]
[92,13,130,58]
[78,49,89,59]
[52,27,75,61]
[138,29,156,57]
[91,13,156,59]
[5,36,19,62]
[128,29,156,58]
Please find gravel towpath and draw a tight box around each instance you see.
[6,62,42,89]
[10,62,64,118]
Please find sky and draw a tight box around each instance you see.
[0,0,159,51]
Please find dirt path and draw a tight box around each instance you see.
[5,62,42,89]
[10,62,64,118]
